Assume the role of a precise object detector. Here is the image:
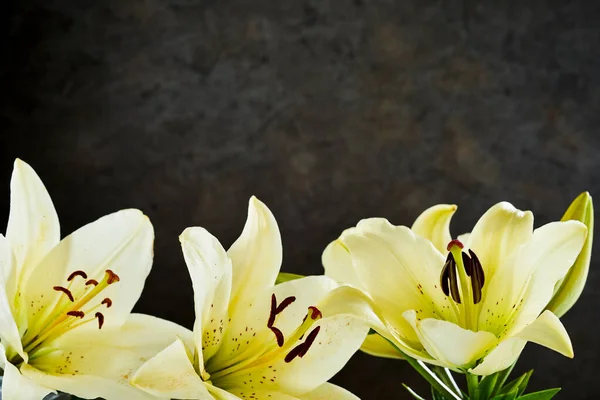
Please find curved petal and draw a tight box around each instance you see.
[301,383,359,400]
[218,314,368,396]
[209,276,339,371]
[220,386,299,400]
[0,344,54,400]
[404,311,497,369]
[228,197,282,313]
[481,220,586,335]
[467,202,534,283]
[6,159,60,281]
[361,333,404,359]
[0,280,24,361]
[339,218,457,336]
[469,338,526,376]
[0,234,17,299]
[411,204,457,254]
[180,227,232,363]
[28,314,193,399]
[131,338,213,399]
[23,209,154,332]
[322,239,362,289]
[514,310,572,358]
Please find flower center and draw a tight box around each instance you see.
[209,294,322,382]
[19,269,120,360]
[440,240,485,330]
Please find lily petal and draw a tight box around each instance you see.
[180,227,232,364]
[228,197,282,313]
[339,219,457,337]
[28,314,193,399]
[23,209,154,331]
[131,338,212,399]
[469,338,526,376]
[0,279,25,361]
[301,383,359,400]
[404,311,497,369]
[361,333,404,359]
[411,204,457,254]
[482,220,586,335]
[220,386,299,400]
[0,344,53,400]
[322,239,362,289]
[514,310,573,358]
[6,159,60,282]
[468,202,533,283]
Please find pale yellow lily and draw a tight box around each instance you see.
[324,202,587,375]
[0,159,189,399]
[131,197,368,399]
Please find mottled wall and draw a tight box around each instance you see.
[2,1,600,398]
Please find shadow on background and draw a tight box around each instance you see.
[2,1,600,398]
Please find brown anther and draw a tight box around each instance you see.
[284,343,305,363]
[446,239,464,251]
[95,312,105,329]
[299,326,320,357]
[101,298,112,308]
[105,270,120,284]
[53,286,74,302]
[268,294,277,328]
[67,311,85,319]
[269,326,284,347]
[67,270,88,281]
[275,296,296,315]
[308,306,322,320]
[85,279,98,286]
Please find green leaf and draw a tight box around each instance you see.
[517,388,561,400]
[495,370,533,397]
[476,372,499,399]
[403,384,427,400]
[275,272,304,284]
[431,386,448,400]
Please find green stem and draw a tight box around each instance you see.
[466,373,479,398]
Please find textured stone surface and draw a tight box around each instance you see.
[2,0,600,398]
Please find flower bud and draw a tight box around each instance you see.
[546,192,594,317]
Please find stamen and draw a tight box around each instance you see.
[448,255,461,304]
[284,343,304,363]
[275,296,296,315]
[101,298,112,308]
[270,326,284,347]
[66,311,85,319]
[67,270,88,281]
[85,279,98,286]
[268,294,277,328]
[95,312,105,329]
[299,326,320,357]
[53,286,74,302]
[105,270,120,284]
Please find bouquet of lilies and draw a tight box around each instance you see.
[0,159,593,400]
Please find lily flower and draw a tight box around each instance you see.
[0,159,190,399]
[131,197,369,399]
[323,202,587,375]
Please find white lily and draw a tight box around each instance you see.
[323,202,587,375]
[131,197,369,399]
[0,159,190,399]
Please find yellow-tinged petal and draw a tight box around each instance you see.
[227,197,282,313]
[468,202,534,283]
[322,239,363,289]
[547,192,594,317]
[361,333,404,359]
[23,209,154,331]
[180,227,232,365]
[514,310,573,358]
[301,383,359,400]
[411,204,457,254]
[339,218,457,335]
[131,338,212,399]
[27,314,192,399]
[6,159,60,283]
[0,242,24,360]
[0,345,53,400]
[469,338,526,376]
[404,310,497,369]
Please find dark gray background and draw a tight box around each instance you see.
[1,1,599,399]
